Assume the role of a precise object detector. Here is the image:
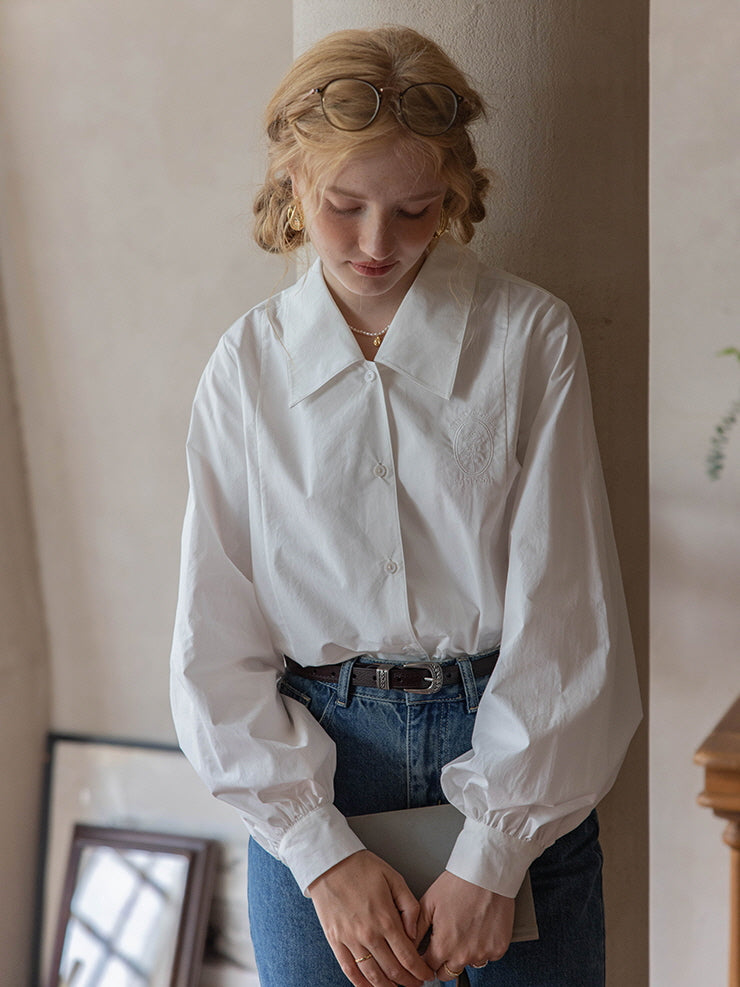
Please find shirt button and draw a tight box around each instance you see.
[373,463,388,478]
[384,560,399,574]
[364,369,377,383]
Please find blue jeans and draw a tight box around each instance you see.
[248,654,605,986]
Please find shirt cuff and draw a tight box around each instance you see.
[278,802,365,895]
[445,816,545,899]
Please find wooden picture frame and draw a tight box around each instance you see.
[47,824,217,987]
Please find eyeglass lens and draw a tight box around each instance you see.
[399,83,459,136]
[320,79,459,136]
[321,79,380,132]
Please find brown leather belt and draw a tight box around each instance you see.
[284,649,499,696]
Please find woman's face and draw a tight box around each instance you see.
[293,146,447,320]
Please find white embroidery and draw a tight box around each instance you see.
[453,415,494,477]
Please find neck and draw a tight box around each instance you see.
[320,254,429,334]
[332,298,397,338]
[352,330,386,362]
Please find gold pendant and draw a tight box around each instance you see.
[373,335,382,347]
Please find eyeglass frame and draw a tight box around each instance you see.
[309,78,464,136]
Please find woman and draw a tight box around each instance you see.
[170,25,641,987]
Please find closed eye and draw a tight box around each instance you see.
[398,206,431,220]
[324,200,434,219]
[325,200,361,216]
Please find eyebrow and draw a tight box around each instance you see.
[327,185,443,202]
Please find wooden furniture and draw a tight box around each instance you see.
[695,695,740,987]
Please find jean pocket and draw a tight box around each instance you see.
[277,676,312,708]
[278,675,338,728]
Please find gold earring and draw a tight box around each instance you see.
[432,208,449,239]
[287,202,304,232]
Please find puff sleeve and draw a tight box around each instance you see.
[169,330,364,893]
[441,303,642,897]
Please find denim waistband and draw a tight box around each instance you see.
[285,648,500,713]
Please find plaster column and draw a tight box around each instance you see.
[294,5,649,985]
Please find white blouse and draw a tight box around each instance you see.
[170,239,641,898]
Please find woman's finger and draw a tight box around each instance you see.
[337,942,423,987]
[333,944,371,987]
[439,960,467,983]
[419,871,515,972]
[415,897,434,951]
[310,852,433,985]
[387,868,421,941]
[363,936,432,987]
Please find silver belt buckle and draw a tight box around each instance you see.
[403,661,444,694]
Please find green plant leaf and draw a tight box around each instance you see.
[706,348,740,479]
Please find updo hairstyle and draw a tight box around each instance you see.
[253,26,490,254]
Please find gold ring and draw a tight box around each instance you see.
[444,962,464,978]
[354,953,372,964]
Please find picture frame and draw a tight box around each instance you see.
[47,824,217,987]
[34,733,259,987]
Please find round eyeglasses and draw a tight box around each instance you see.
[310,79,463,137]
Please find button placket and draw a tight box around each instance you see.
[360,362,422,652]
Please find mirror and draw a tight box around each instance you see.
[48,824,217,987]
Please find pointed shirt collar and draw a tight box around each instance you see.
[279,239,479,407]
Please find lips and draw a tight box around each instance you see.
[351,261,397,277]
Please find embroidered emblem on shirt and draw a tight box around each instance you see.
[453,414,494,477]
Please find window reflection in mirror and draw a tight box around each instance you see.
[49,825,216,987]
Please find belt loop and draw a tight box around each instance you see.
[457,656,480,713]
[335,656,359,708]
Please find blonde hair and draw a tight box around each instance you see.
[253,26,490,254]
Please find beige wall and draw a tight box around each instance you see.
[0,1,293,743]
[650,1,740,984]
[0,1,292,981]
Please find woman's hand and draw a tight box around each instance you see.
[416,871,515,980]
[308,849,436,987]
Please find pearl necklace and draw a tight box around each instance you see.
[348,324,390,348]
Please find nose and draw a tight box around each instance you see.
[358,210,395,260]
